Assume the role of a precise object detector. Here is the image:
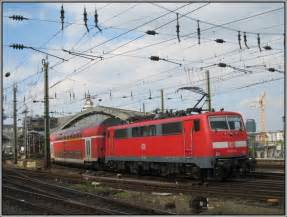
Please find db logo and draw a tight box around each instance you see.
[228,142,235,148]
[141,143,146,150]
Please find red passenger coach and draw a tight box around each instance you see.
[50,117,124,167]
[105,111,255,179]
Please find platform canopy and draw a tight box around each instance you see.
[55,105,147,131]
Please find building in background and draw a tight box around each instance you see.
[2,124,23,157]
[248,130,284,159]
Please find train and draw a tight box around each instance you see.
[50,110,256,180]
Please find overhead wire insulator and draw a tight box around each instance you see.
[94,9,102,32]
[243,32,249,49]
[60,5,65,31]
[146,30,158,35]
[238,31,242,49]
[150,56,160,61]
[263,45,272,50]
[218,62,227,68]
[148,89,152,100]
[197,20,200,44]
[215,39,225,43]
[267,67,275,72]
[176,13,180,43]
[83,7,89,32]
[257,33,261,52]
[9,43,26,49]
[9,15,28,21]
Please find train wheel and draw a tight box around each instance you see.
[191,166,201,180]
[214,167,229,181]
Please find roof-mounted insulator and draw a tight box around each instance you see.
[215,39,225,43]
[131,91,133,98]
[176,13,180,43]
[263,45,272,50]
[197,20,200,44]
[243,32,249,49]
[180,94,183,100]
[9,15,28,21]
[94,9,102,32]
[55,92,57,99]
[60,5,64,31]
[73,92,75,99]
[238,31,242,49]
[83,8,89,32]
[146,30,158,35]
[109,90,112,98]
[257,33,261,52]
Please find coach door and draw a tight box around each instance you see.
[108,130,115,156]
[184,121,193,156]
[85,138,92,161]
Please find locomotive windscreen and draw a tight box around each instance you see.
[209,115,244,131]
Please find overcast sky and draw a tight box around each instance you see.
[3,2,285,131]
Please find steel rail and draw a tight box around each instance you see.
[3,169,174,215]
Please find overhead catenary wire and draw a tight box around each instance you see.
[43,3,282,86]
[5,3,284,113]
[152,3,284,35]
[45,3,196,88]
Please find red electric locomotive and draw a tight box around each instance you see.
[105,111,255,179]
[50,111,255,180]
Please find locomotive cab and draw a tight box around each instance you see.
[207,113,255,178]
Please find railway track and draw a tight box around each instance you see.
[3,168,174,215]
[4,166,284,208]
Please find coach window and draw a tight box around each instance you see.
[132,127,141,137]
[149,125,156,136]
[162,122,182,135]
[115,129,128,139]
[194,119,200,132]
[142,126,150,137]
